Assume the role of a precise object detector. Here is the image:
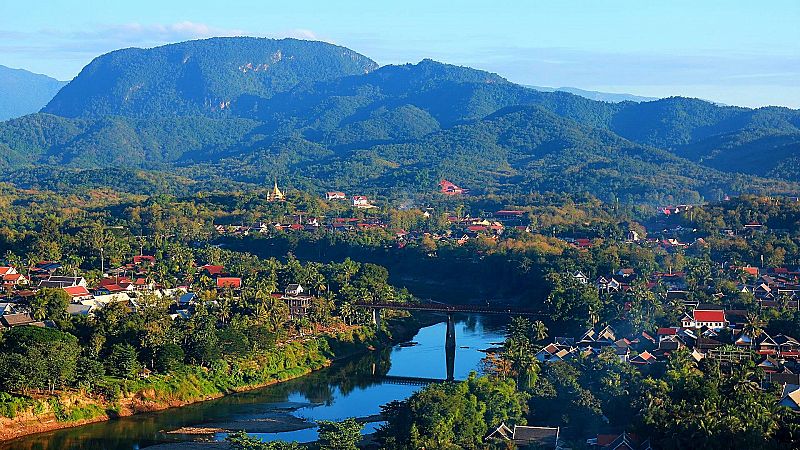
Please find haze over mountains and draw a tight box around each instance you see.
[0,37,798,203]
[0,65,66,121]
[527,86,658,103]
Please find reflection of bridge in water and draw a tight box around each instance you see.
[356,302,537,381]
[372,372,448,386]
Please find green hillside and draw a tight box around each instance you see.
[42,37,378,118]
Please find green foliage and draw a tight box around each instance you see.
[544,272,602,326]
[154,343,185,373]
[0,392,42,419]
[0,326,80,393]
[226,431,301,450]
[638,350,788,449]
[105,343,140,379]
[29,287,71,321]
[377,374,528,450]
[317,418,363,450]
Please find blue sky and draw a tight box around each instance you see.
[1,0,798,107]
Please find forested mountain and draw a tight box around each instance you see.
[42,37,378,118]
[0,65,66,120]
[0,37,798,203]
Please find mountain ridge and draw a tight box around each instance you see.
[0,65,66,121]
[42,37,379,118]
[0,37,797,203]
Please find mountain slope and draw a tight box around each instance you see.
[0,113,260,169]
[42,37,378,118]
[0,65,66,120]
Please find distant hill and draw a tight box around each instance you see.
[42,37,378,118]
[1,37,799,203]
[0,65,66,120]
[528,85,658,103]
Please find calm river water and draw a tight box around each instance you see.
[1,315,507,450]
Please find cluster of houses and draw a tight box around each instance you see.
[0,256,316,331]
[213,206,531,248]
[534,300,800,413]
[486,423,651,449]
[533,325,659,368]
[573,263,800,312]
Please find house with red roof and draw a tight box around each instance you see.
[741,266,760,277]
[439,179,465,195]
[63,285,93,301]
[325,191,346,200]
[200,265,225,277]
[681,307,728,329]
[630,350,657,366]
[216,277,242,289]
[2,272,28,288]
[133,255,156,265]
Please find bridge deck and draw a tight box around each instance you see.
[353,302,544,316]
[376,375,448,386]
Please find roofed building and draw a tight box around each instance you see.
[487,423,560,448]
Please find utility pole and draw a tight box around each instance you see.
[100,247,105,275]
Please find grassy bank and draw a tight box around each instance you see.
[0,325,387,442]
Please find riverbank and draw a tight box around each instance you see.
[0,315,438,444]
[0,324,377,442]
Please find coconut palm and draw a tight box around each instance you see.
[742,313,766,346]
[532,320,549,342]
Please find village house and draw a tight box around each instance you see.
[282,283,312,320]
[352,195,376,209]
[132,255,156,265]
[572,271,589,285]
[39,275,87,289]
[587,431,652,449]
[325,191,346,200]
[779,385,800,411]
[486,423,560,449]
[0,302,15,315]
[2,271,28,289]
[681,305,728,329]
[199,264,225,277]
[216,277,242,289]
[0,312,43,330]
[63,285,93,301]
[439,179,466,195]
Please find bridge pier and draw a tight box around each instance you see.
[445,313,456,381]
[372,308,381,330]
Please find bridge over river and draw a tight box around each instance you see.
[354,301,540,380]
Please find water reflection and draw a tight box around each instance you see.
[1,315,506,450]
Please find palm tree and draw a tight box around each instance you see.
[532,320,548,342]
[742,313,765,347]
[339,302,355,326]
[507,317,532,343]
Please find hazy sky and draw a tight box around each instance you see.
[1,0,798,108]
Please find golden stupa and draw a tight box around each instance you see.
[268,180,285,201]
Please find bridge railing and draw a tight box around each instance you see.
[352,302,544,316]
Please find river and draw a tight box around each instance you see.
[1,315,507,450]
